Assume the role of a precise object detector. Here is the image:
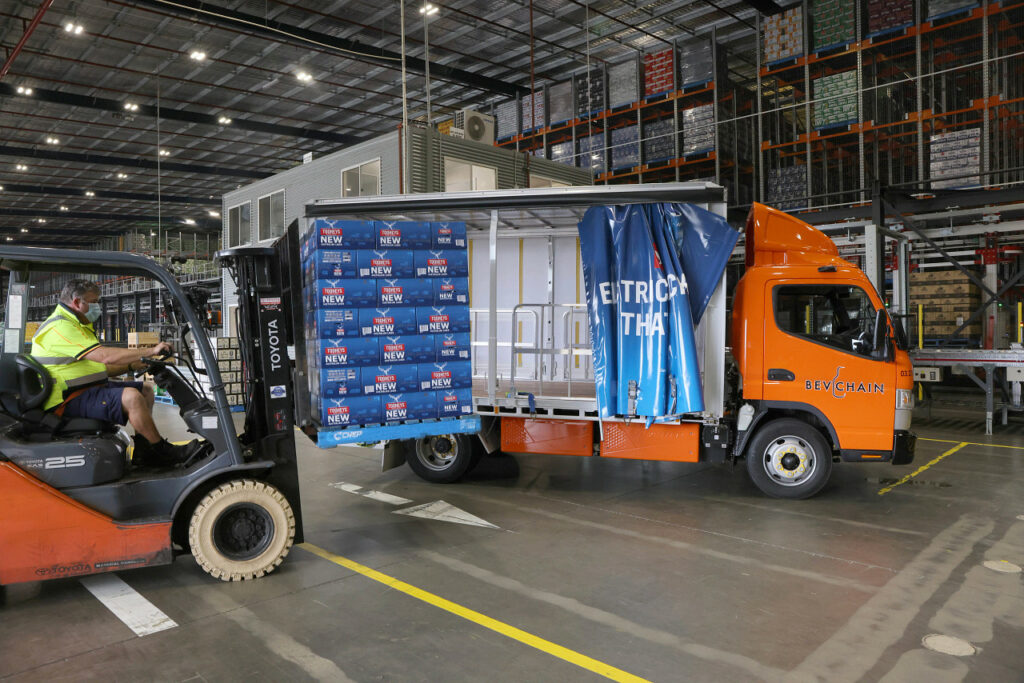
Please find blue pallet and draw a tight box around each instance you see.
[155,395,175,405]
[766,54,803,69]
[230,405,245,413]
[814,119,858,132]
[316,414,481,447]
[643,89,673,102]
[680,79,711,92]
[813,40,855,57]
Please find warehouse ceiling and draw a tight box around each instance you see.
[0,0,770,247]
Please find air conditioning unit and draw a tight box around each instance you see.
[451,109,495,145]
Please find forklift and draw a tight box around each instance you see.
[0,228,306,585]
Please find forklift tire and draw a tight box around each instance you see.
[745,419,833,500]
[188,479,295,581]
[406,434,476,484]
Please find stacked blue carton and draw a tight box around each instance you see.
[302,218,474,429]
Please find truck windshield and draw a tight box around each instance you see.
[774,284,883,358]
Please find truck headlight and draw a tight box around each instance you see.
[896,388,914,410]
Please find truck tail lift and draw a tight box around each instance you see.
[299,184,917,500]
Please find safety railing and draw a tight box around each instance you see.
[509,302,593,399]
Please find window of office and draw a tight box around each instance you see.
[529,175,570,188]
[444,158,497,192]
[227,202,250,247]
[342,159,381,197]
[257,190,285,241]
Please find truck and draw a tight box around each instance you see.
[297,183,917,499]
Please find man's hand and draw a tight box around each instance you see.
[150,341,174,358]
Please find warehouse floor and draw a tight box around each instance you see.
[2,404,1023,682]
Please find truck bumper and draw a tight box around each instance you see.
[892,430,916,465]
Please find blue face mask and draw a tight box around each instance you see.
[85,302,102,323]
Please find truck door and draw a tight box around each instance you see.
[763,282,895,452]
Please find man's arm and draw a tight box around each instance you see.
[82,341,172,366]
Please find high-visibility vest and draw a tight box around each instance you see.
[30,303,108,410]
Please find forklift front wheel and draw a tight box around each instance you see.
[188,479,295,581]
[745,419,833,499]
[406,434,476,484]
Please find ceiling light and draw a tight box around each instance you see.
[420,3,439,15]
[0,185,4,191]
[20,228,28,233]
[207,210,220,218]
[117,172,128,179]
[64,22,83,34]
[59,205,68,211]
[5,237,12,242]
[16,164,27,171]
[150,231,156,236]
[45,136,60,145]
[84,190,95,196]
[591,154,599,160]
[189,50,206,61]
[124,102,139,112]
[218,116,232,125]
[296,70,313,83]
[37,218,46,224]
[159,148,171,156]
[183,218,196,225]
[16,85,33,95]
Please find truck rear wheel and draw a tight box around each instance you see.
[406,434,477,484]
[188,479,295,581]
[745,419,832,499]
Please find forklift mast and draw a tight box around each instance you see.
[216,221,307,543]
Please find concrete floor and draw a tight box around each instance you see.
[2,404,1024,682]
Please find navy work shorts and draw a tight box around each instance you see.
[63,380,146,425]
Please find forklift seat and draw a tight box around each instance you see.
[0,354,109,437]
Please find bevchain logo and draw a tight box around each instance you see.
[805,366,885,398]
[382,337,406,362]
[380,279,403,305]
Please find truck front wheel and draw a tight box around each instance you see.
[406,434,478,484]
[745,419,832,499]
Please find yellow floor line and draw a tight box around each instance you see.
[878,442,969,496]
[919,437,1024,451]
[299,543,650,683]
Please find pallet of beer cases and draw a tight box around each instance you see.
[301,217,480,446]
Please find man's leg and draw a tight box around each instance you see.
[121,387,161,443]
[140,381,155,410]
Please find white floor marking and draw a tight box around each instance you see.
[921,634,976,657]
[329,481,412,506]
[79,574,177,637]
[982,559,1022,574]
[394,500,500,529]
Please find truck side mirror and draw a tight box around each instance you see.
[872,308,890,361]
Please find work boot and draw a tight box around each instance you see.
[133,436,193,468]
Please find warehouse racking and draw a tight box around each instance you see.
[492,1,1023,213]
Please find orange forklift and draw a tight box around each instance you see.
[0,238,304,586]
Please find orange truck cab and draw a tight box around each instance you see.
[730,203,916,496]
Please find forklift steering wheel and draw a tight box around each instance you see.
[135,354,174,378]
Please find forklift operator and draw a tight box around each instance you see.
[31,278,191,466]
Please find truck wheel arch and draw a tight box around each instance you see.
[735,402,840,458]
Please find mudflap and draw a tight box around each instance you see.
[381,440,407,472]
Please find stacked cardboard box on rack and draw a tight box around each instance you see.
[301,219,473,429]
[574,68,606,117]
[643,118,676,164]
[610,125,640,170]
[681,104,715,156]
[930,128,981,189]
[909,270,983,338]
[550,140,573,165]
[578,134,605,173]
[767,166,808,210]
[677,38,714,88]
[608,58,639,110]
[520,91,546,133]
[812,0,856,51]
[867,0,913,35]
[643,48,675,98]
[763,7,803,64]
[494,100,518,140]
[927,0,976,21]
[813,71,859,129]
[548,81,573,126]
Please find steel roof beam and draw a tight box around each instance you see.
[122,0,528,98]
[0,143,268,179]
[0,82,358,145]
[0,183,219,205]
[0,207,219,230]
